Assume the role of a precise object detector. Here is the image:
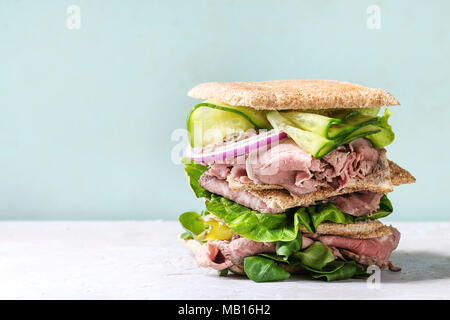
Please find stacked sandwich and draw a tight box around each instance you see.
[179,80,415,282]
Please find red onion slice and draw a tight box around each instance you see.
[184,130,287,163]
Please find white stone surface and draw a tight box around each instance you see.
[0,221,449,300]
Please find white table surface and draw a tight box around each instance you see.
[0,221,449,300]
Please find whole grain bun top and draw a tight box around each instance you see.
[188,80,400,110]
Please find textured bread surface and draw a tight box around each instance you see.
[300,220,393,239]
[188,80,400,110]
[388,160,416,186]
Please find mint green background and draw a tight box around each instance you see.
[0,1,448,220]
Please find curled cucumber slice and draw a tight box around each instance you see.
[267,110,388,158]
[187,101,271,147]
[282,111,378,140]
[205,100,271,128]
[281,112,340,138]
[267,111,335,158]
[188,105,255,147]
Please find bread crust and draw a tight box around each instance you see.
[388,160,416,186]
[188,80,400,110]
[300,220,393,239]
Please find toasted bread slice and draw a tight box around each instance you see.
[300,220,393,239]
[188,80,399,110]
[388,160,416,186]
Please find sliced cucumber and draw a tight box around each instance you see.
[187,105,255,147]
[357,107,380,117]
[204,100,272,128]
[187,101,272,147]
[282,111,378,140]
[327,113,378,140]
[309,107,381,118]
[267,110,386,158]
[267,111,335,158]
[281,112,340,138]
[339,125,381,145]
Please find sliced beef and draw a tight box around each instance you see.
[194,236,313,271]
[194,240,234,270]
[199,173,284,214]
[229,164,253,184]
[340,249,401,271]
[194,238,275,270]
[315,227,400,269]
[349,138,381,177]
[223,138,382,196]
[329,191,383,216]
[314,138,381,190]
[208,164,231,180]
[246,140,322,195]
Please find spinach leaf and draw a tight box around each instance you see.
[302,260,346,274]
[276,233,302,258]
[258,253,292,265]
[309,203,354,230]
[311,261,362,282]
[218,269,229,277]
[179,211,206,236]
[179,231,193,240]
[259,245,370,282]
[244,256,291,282]
[290,241,335,270]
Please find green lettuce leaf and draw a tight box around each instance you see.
[181,157,211,198]
[205,194,301,242]
[366,109,395,148]
[244,256,291,282]
[308,203,354,231]
[197,192,391,240]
